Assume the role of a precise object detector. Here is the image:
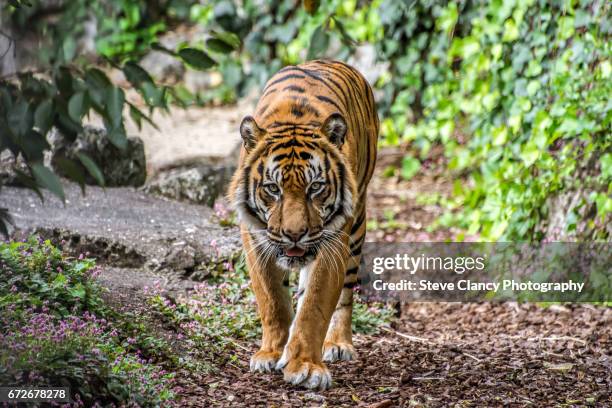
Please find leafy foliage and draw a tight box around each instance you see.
[194,0,610,241]
[189,0,379,97]
[0,237,176,406]
[377,0,611,241]
[0,0,230,225]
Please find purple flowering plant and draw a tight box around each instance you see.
[0,236,176,406]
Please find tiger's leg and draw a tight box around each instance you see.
[323,211,365,362]
[275,224,350,390]
[243,229,294,373]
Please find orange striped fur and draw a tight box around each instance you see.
[229,60,378,390]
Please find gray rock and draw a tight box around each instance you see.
[51,126,147,187]
[3,182,241,283]
[144,162,236,207]
[0,151,28,186]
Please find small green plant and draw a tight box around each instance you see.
[150,254,396,358]
[0,237,176,406]
[352,294,396,334]
[150,256,260,361]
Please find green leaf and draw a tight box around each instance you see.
[69,283,86,299]
[520,143,540,167]
[307,25,330,60]
[55,158,86,193]
[129,105,143,130]
[400,156,421,180]
[8,100,31,138]
[332,17,357,47]
[122,61,154,87]
[68,92,86,122]
[178,48,215,70]
[13,169,44,200]
[52,273,67,287]
[85,68,112,89]
[210,31,241,49]
[34,99,54,135]
[31,162,65,202]
[21,130,48,161]
[492,126,508,146]
[106,87,125,128]
[105,124,128,150]
[502,18,519,42]
[151,42,177,56]
[62,37,77,61]
[77,152,105,187]
[206,38,235,54]
[128,103,158,130]
[600,153,612,180]
[141,82,166,107]
[557,16,575,40]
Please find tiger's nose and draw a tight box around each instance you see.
[282,227,308,243]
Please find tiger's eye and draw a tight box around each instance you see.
[264,184,280,195]
[310,182,324,193]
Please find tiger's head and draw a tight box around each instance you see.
[229,113,357,270]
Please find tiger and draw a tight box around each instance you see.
[229,60,378,390]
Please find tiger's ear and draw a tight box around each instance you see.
[240,116,266,151]
[321,113,347,147]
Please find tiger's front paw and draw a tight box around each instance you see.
[275,357,332,390]
[250,350,281,373]
[322,341,356,362]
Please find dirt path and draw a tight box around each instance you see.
[173,303,609,407]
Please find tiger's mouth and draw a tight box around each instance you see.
[276,244,318,268]
[285,246,306,257]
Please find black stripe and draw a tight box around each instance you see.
[268,121,313,129]
[274,138,305,149]
[323,74,351,112]
[291,105,304,117]
[262,87,277,98]
[284,85,305,93]
[316,95,342,112]
[350,234,365,251]
[299,151,312,160]
[351,212,365,234]
[346,266,359,275]
[293,67,348,110]
[260,107,279,122]
[265,73,306,89]
[257,103,269,116]
[330,66,367,133]
[344,281,357,289]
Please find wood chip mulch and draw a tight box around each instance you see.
[173,302,611,407]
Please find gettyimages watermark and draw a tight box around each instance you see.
[358,243,611,302]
